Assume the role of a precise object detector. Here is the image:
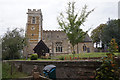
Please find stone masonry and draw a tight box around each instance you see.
[5,60,102,79]
[24,9,94,57]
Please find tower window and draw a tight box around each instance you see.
[56,42,62,52]
[57,36,59,38]
[32,17,36,24]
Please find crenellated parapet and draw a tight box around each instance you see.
[43,30,63,32]
[27,9,42,14]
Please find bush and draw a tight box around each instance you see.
[95,39,119,80]
[30,54,38,60]
[95,53,119,80]
[59,56,64,60]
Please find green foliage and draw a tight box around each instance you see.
[95,54,119,80]
[91,24,106,48]
[91,19,120,51]
[2,28,27,60]
[30,54,38,60]
[59,56,64,60]
[95,39,119,80]
[108,38,118,53]
[101,19,120,51]
[2,62,28,79]
[57,1,94,53]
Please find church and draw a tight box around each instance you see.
[23,9,94,57]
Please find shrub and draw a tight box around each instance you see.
[30,54,38,60]
[59,56,64,60]
[95,39,119,80]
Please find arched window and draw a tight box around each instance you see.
[32,17,36,24]
[56,42,62,52]
[83,44,86,51]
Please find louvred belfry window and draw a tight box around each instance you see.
[32,17,36,24]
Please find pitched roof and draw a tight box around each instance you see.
[33,40,49,53]
[83,34,92,42]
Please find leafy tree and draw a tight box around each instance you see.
[57,1,94,53]
[91,24,106,48]
[2,28,27,60]
[101,19,120,51]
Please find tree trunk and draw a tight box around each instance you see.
[73,46,75,59]
[77,43,79,54]
[96,42,98,48]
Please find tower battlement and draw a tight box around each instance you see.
[43,30,63,32]
[27,9,42,14]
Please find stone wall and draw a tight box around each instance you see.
[4,60,102,79]
[43,30,71,55]
[74,42,94,53]
[43,30,94,56]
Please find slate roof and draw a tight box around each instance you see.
[33,40,49,53]
[83,34,92,42]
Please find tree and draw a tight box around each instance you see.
[91,24,106,48]
[57,1,94,54]
[2,28,27,60]
[101,19,120,51]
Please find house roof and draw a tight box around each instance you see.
[33,40,49,53]
[83,34,92,42]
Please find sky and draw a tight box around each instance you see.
[0,0,119,37]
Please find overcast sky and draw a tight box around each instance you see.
[0,0,119,37]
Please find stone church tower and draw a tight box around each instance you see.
[24,9,43,56]
[26,9,43,43]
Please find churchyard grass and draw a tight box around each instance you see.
[13,58,56,61]
[12,52,120,61]
[55,52,120,60]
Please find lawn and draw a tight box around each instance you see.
[13,58,57,61]
[10,52,120,61]
[54,52,120,60]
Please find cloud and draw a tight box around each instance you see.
[0,0,118,36]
